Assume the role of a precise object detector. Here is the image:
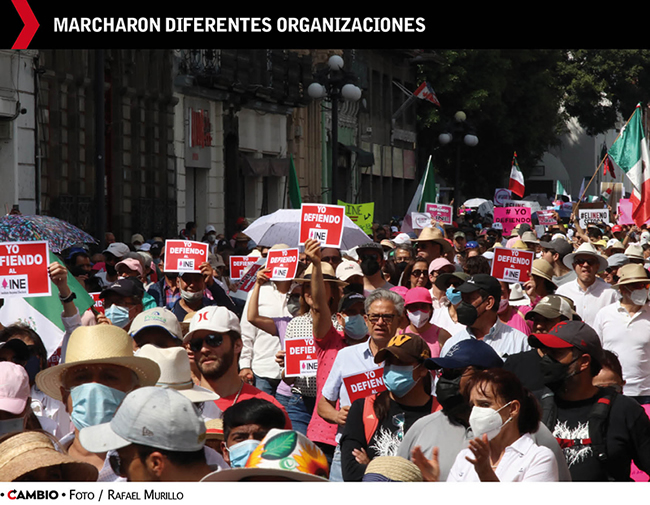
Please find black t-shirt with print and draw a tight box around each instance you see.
[340,393,433,482]
[550,388,650,481]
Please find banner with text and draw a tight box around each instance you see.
[493,207,532,236]
[285,337,318,377]
[163,240,209,273]
[490,247,535,283]
[411,212,432,230]
[299,204,345,248]
[337,200,374,236]
[266,248,299,281]
[536,210,557,226]
[0,241,51,298]
[424,202,453,225]
[229,255,258,281]
[579,208,609,228]
[343,367,386,404]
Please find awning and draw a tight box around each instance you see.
[240,155,290,177]
[341,144,374,167]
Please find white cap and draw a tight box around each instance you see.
[393,233,411,245]
[336,260,363,282]
[129,308,182,340]
[205,225,216,234]
[79,387,206,453]
[183,306,241,344]
[135,345,220,403]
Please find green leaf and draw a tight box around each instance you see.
[261,431,298,460]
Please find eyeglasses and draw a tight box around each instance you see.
[188,333,225,353]
[573,257,598,266]
[367,313,396,324]
[359,254,381,262]
[411,269,427,278]
[322,256,342,265]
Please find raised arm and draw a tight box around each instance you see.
[247,267,279,336]
[305,239,333,340]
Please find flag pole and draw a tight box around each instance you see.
[571,106,641,219]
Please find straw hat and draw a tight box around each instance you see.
[202,429,329,482]
[563,242,608,272]
[612,263,650,289]
[294,262,347,285]
[205,418,224,441]
[0,431,98,482]
[531,259,556,286]
[35,325,161,401]
[362,456,423,482]
[135,345,219,403]
[410,227,453,254]
[625,243,645,261]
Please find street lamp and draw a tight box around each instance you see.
[438,111,479,211]
[308,55,362,204]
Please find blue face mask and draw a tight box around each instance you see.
[446,286,462,306]
[383,364,420,397]
[104,305,131,328]
[69,383,127,431]
[343,314,368,340]
[227,439,260,468]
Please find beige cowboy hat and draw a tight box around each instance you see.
[624,243,645,261]
[612,263,650,289]
[410,227,453,254]
[363,456,423,482]
[563,242,608,272]
[135,344,219,403]
[35,325,161,402]
[0,431,99,482]
[294,262,347,285]
[531,258,557,287]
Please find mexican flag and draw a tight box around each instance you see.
[0,251,94,362]
[608,104,650,227]
[401,155,438,233]
[508,153,525,198]
[555,180,569,200]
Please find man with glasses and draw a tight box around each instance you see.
[593,264,650,404]
[603,253,629,285]
[317,288,404,481]
[556,242,618,327]
[356,242,394,296]
[96,242,130,289]
[412,227,453,263]
[183,305,291,428]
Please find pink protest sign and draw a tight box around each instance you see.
[537,210,557,226]
[493,207,531,236]
[424,203,453,225]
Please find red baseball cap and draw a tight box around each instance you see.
[612,225,622,232]
[528,321,605,365]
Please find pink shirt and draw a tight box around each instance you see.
[500,305,533,335]
[306,325,346,447]
[401,324,440,358]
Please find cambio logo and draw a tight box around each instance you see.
[6,489,60,500]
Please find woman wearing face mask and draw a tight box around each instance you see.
[427,368,558,482]
[339,333,440,481]
[400,287,447,358]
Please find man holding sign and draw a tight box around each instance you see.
[317,283,404,481]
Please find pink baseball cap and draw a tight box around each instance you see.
[428,257,454,274]
[404,287,433,306]
[116,258,144,277]
[0,362,30,415]
[390,286,409,299]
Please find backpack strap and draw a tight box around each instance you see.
[362,395,380,445]
[539,387,558,430]
[588,387,617,465]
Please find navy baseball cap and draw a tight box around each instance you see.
[425,338,504,370]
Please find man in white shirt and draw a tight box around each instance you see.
[441,274,530,358]
[593,263,650,402]
[556,242,619,327]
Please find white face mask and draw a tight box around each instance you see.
[407,309,430,328]
[469,401,514,441]
[629,287,649,306]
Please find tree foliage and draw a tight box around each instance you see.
[416,49,567,201]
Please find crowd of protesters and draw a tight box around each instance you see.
[0,207,650,483]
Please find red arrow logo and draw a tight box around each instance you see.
[11,0,39,49]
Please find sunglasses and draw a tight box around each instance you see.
[367,313,396,324]
[411,269,428,278]
[188,333,225,353]
[573,257,598,267]
[322,256,342,265]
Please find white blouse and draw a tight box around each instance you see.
[446,433,559,482]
